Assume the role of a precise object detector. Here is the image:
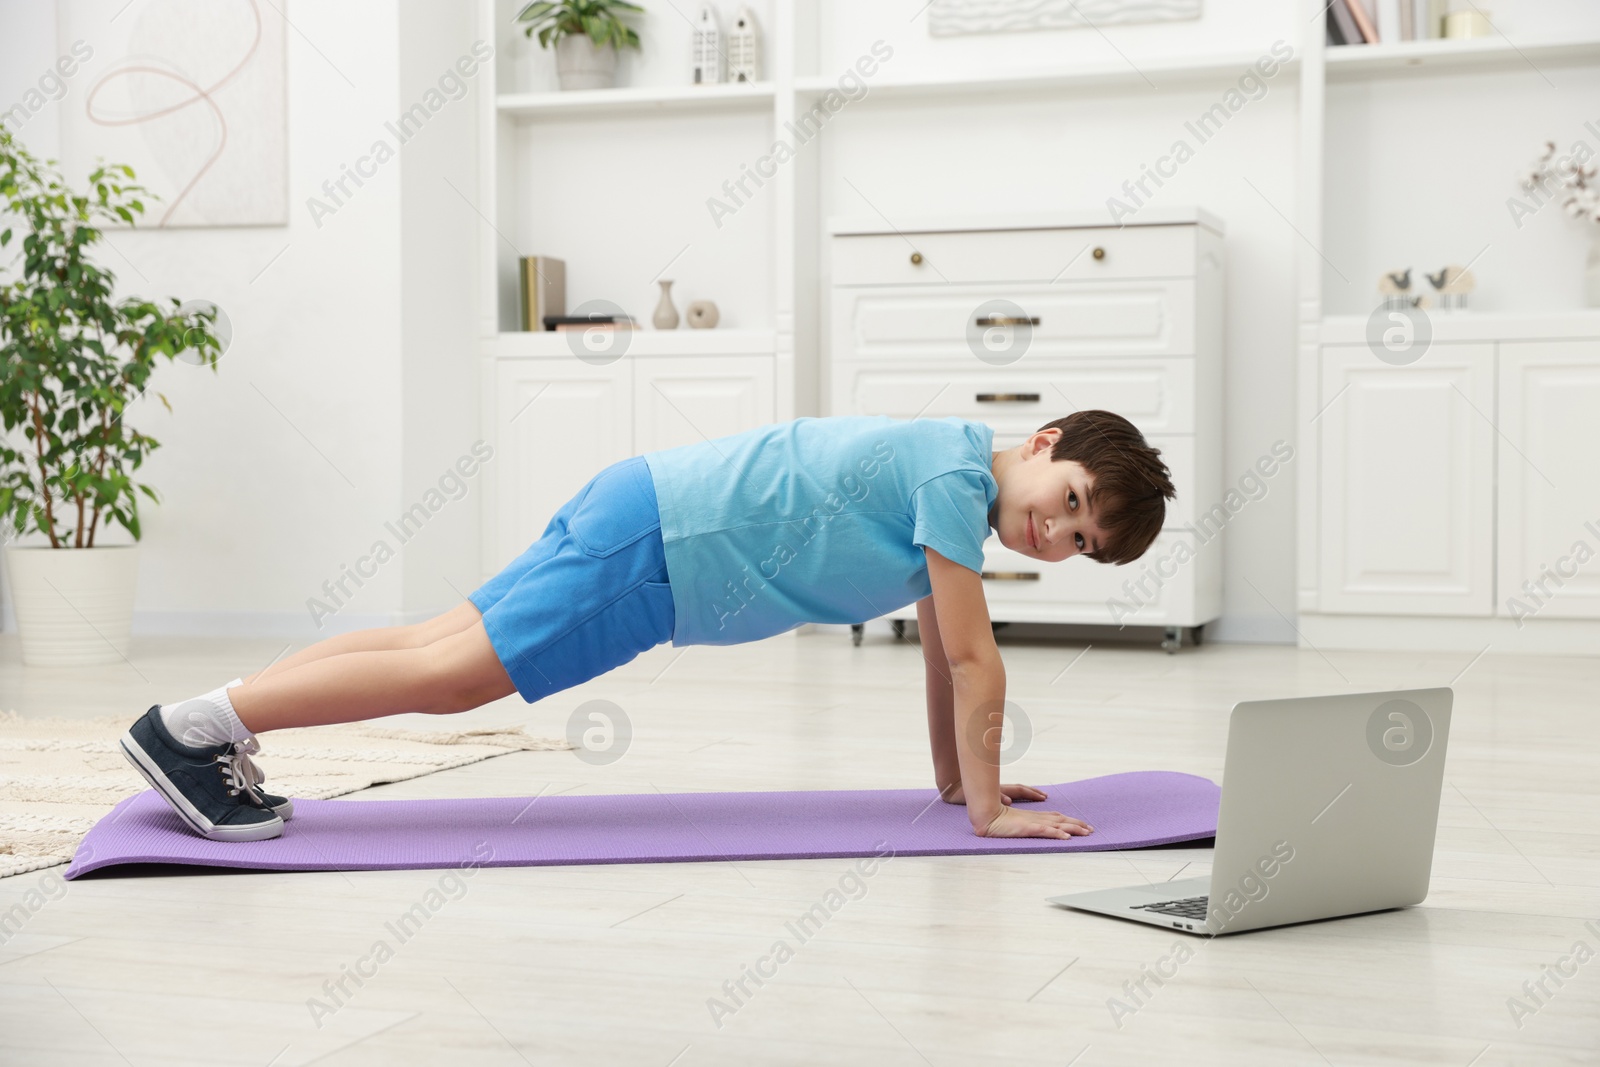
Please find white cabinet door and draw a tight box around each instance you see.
[1317,343,1495,615]
[490,360,632,573]
[1497,340,1600,620]
[633,356,775,454]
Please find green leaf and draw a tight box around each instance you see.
[515,0,556,21]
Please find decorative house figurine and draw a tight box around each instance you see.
[728,6,761,83]
[691,4,725,85]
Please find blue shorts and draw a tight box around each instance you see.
[469,457,675,704]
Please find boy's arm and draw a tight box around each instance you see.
[923,546,1092,840]
[914,594,961,799]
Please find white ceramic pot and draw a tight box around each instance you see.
[3,544,140,666]
[555,34,618,90]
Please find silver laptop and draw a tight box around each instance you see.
[1048,687,1453,936]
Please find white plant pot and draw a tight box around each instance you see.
[3,544,140,666]
[555,34,618,90]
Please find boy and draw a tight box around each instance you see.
[121,410,1175,844]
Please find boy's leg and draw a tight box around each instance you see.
[239,601,484,686]
[229,621,516,734]
[119,619,514,842]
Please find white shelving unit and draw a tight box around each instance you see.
[497,80,776,118]
[1294,6,1600,653]
[470,0,1310,595]
[471,0,1600,648]
[1322,33,1600,78]
[483,327,777,359]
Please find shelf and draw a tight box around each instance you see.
[1324,35,1600,80]
[795,50,1299,104]
[1320,309,1600,344]
[829,205,1224,236]
[496,81,775,119]
[484,328,777,358]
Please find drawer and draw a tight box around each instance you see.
[831,224,1197,286]
[834,362,1196,435]
[969,528,1200,622]
[831,281,1194,361]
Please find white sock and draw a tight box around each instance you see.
[160,679,253,749]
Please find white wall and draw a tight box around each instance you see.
[0,0,484,639]
[397,0,486,620]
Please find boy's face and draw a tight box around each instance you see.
[990,429,1108,563]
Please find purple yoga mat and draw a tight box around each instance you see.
[63,771,1218,878]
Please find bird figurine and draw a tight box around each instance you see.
[1425,265,1476,311]
[1378,268,1416,309]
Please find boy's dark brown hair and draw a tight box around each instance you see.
[1038,410,1175,566]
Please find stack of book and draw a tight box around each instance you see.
[543,314,639,332]
[1328,0,1447,45]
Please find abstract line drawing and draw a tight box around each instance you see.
[58,0,288,228]
[929,0,1202,37]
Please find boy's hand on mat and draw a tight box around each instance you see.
[940,782,1050,806]
[975,805,1093,840]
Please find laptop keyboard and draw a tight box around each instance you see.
[1132,895,1209,920]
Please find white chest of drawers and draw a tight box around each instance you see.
[825,208,1225,650]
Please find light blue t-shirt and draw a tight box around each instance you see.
[643,415,998,646]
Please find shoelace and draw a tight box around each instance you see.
[214,736,269,806]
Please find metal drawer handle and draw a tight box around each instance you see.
[981,571,1041,581]
[975,392,1041,403]
[974,315,1040,327]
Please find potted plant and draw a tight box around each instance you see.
[516,0,644,91]
[0,127,221,666]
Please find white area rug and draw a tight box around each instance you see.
[0,710,569,878]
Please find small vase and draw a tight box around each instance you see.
[1587,234,1600,309]
[652,280,679,329]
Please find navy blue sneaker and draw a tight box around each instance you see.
[225,736,294,821]
[120,705,284,841]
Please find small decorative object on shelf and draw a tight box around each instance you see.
[1378,267,1417,309]
[653,280,680,329]
[1442,0,1491,38]
[1425,0,1450,38]
[686,299,720,328]
[728,6,761,83]
[544,313,638,331]
[1426,265,1475,311]
[515,0,644,92]
[519,256,566,332]
[692,3,725,85]
[1517,140,1600,306]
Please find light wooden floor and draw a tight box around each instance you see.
[1,627,1596,1066]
